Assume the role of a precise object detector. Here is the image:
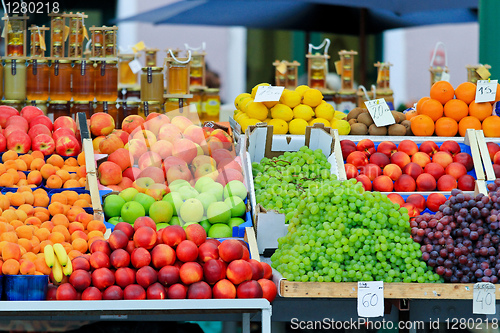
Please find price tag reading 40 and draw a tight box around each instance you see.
[475,80,498,103]
[473,282,496,314]
[357,281,384,318]
[364,99,395,127]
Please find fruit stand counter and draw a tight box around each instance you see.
[0,299,271,333]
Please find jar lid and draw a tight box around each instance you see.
[49,100,69,104]
[119,54,135,60]
[205,88,220,93]
[165,98,179,102]
[31,100,48,103]
[97,101,117,105]
[124,101,140,105]
[73,101,93,104]
[52,59,72,64]
[4,59,26,63]
[29,59,48,63]
[2,100,24,103]
[74,60,93,64]
[100,60,118,64]
[141,67,163,71]
[142,101,161,105]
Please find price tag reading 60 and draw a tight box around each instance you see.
[357,281,384,318]
[364,99,395,127]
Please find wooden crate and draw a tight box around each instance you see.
[475,130,497,181]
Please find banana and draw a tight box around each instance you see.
[44,244,55,268]
[52,258,63,283]
[62,258,73,276]
[53,243,68,266]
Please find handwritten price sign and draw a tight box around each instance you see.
[475,80,498,103]
[473,282,496,314]
[364,99,395,127]
[357,281,384,317]
[254,86,284,102]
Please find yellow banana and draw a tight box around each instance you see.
[53,243,68,266]
[44,244,55,268]
[62,258,73,276]
[52,259,63,283]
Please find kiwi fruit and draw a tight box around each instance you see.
[368,124,387,136]
[400,120,413,136]
[388,123,407,136]
[391,111,406,124]
[357,112,374,127]
[350,123,368,135]
[348,119,358,125]
[347,107,366,121]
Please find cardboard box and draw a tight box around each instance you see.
[242,123,345,255]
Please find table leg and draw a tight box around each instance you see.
[242,313,250,333]
[262,308,271,333]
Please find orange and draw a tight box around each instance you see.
[51,193,67,205]
[46,155,64,168]
[77,152,85,166]
[2,258,20,275]
[419,99,443,122]
[455,82,476,104]
[482,115,500,137]
[2,243,21,261]
[405,109,418,121]
[416,97,430,113]
[469,101,493,122]
[2,150,18,162]
[458,116,482,137]
[430,81,455,105]
[494,83,500,103]
[30,150,44,160]
[443,99,468,122]
[46,175,63,189]
[411,115,435,136]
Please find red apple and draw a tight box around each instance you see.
[30,115,53,131]
[28,124,51,141]
[6,115,28,132]
[158,124,183,142]
[7,130,31,154]
[90,112,115,136]
[98,161,123,186]
[54,116,77,133]
[55,135,81,156]
[123,167,141,181]
[172,138,198,164]
[32,134,55,155]
[21,106,44,124]
[0,106,19,128]
[151,140,174,159]
[99,134,124,155]
[122,115,145,134]
[166,163,192,184]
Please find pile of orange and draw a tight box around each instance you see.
[0,151,87,189]
[408,81,500,137]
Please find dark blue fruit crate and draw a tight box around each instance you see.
[4,275,48,301]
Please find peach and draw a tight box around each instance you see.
[187,281,212,299]
[56,283,78,300]
[198,242,219,263]
[91,267,115,291]
[226,259,252,285]
[376,141,397,157]
[355,174,372,191]
[394,174,416,192]
[133,226,157,250]
[383,164,402,181]
[437,174,457,191]
[356,139,375,157]
[69,270,92,291]
[218,239,243,263]
[432,151,453,169]
[439,140,461,156]
[423,163,445,181]
[146,282,167,299]
[167,283,187,299]
[90,112,115,137]
[151,244,176,269]
[397,140,419,156]
[402,162,423,180]
[102,285,124,300]
[179,262,203,285]
[213,279,236,299]
[415,173,436,191]
[258,278,277,303]
[341,143,357,160]
[185,223,207,246]
[445,162,467,180]
[344,163,359,179]
[387,193,405,206]
[123,284,146,300]
[115,267,136,289]
[372,175,394,192]
[419,141,439,156]
[453,152,473,171]
[359,163,382,181]
[136,265,158,288]
[346,151,368,168]
[390,151,411,169]
[162,225,187,248]
[81,287,102,300]
[426,193,447,212]
[131,247,151,269]
[176,240,198,262]
[110,250,130,270]
[458,174,475,191]
[369,152,390,168]
[411,152,431,168]
[158,266,180,286]
[487,142,500,161]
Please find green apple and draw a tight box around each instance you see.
[200,219,211,234]
[156,222,170,229]
[134,193,155,215]
[179,186,199,201]
[107,216,122,225]
[223,180,247,200]
[228,217,245,229]
[202,182,223,201]
[103,194,125,218]
[194,177,215,193]
[149,201,173,224]
[163,192,183,215]
[224,196,246,217]
[170,216,181,226]
[169,179,191,192]
[207,202,231,224]
[121,201,146,224]
[196,192,217,213]
[119,187,139,202]
[208,223,232,238]
[179,198,204,223]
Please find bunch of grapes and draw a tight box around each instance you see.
[412,180,500,283]
[257,148,441,283]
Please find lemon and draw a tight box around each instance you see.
[234,93,251,109]
[236,113,249,124]
[334,110,347,120]
[263,101,278,108]
[268,119,289,134]
[251,83,271,99]
[295,85,311,97]
[309,118,331,127]
[246,102,268,121]
[302,88,323,107]
[314,102,334,121]
[240,97,254,113]
[234,111,245,121]
[330,119,351,135]
[263,118,272,124]
[293,104,314,121]
[289,118,308,135]
[240,118,260,133]
[270,104,293,121]
[280,89,302,108]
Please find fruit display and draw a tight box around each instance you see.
[409,80,500,137]
[0,106,81,156]
[50,222,277,301]
[342,139,476,193]
[346,107,410,136]
[0,150,87,189]
[411,184,500,283]
[103,178,249,238]
[233,83,350,135]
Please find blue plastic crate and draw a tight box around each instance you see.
[4,275,48,301]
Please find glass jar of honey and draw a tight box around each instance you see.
[141,67,164,102]
[0,63,4,100]
[27,59,49,101]
[73,60,95,101]
[71,101,93,120]
[166,53,190,95]
[47,101,70,122]
[49,60,72,100]
[139,101,162,119]
[2,100,25,112]
[4,59,27,101]
[189,54,204,87]
[187,88,203,121]
[7,20,24,57]
[95,61,118,102]
[30,100,48,115]
[201,88,220,122]
[122,101,140,118]
[118,54,138,86]
[95,101,119,126]
[164,98,181,113]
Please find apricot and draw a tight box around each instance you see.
[40,164,56,179]
[30,158,45,171]
[46,175,63,189]
[2,258,20,275]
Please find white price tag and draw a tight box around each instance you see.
[364,99,395,127]
[473,282,496,314]
[357,281,384,318]
[441,71,450,82]
[254,86,284,102]
[129,59,142,74]
[475,80,498,103]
